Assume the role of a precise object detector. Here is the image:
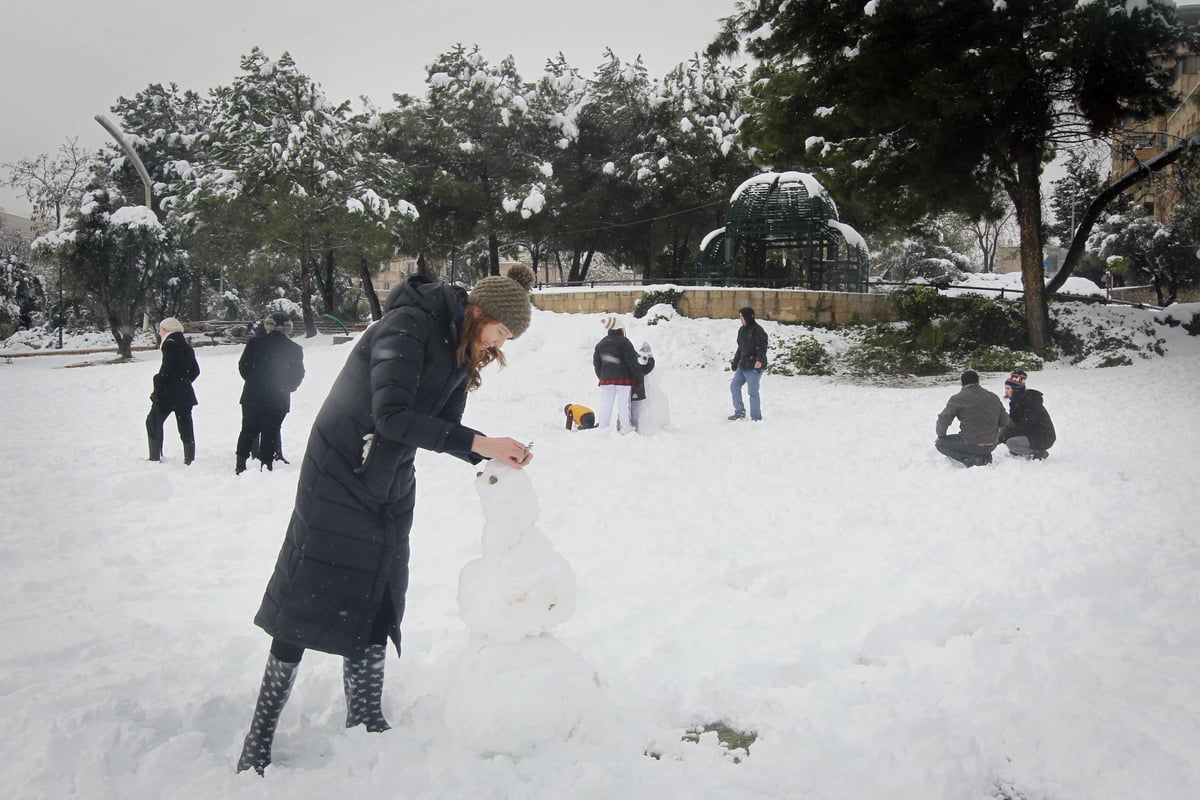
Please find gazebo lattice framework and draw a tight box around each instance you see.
[697,172,870,292]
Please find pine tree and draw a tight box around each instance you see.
[33,188,179,358]
[190,49,411,334]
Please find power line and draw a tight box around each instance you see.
[555,198,726,236]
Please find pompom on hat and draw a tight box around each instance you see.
[1005,369,1028,391]
[468,265,536,338]
[263,312,294,333]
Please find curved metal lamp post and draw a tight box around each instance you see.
[95,114,154,332]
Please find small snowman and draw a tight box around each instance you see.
[633,339,671,435]
[443,458,601,756]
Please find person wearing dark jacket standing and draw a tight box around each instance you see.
[236,266,536,776]
[729,306,769,421]
[592,316,642,432]
[146,317,200,464]
[998,369,1056,459]
[235,312,305,474]
[935,370,1010,467]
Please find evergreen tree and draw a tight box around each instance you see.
[556,50,658,283]
[713,0,1191,349]
[1089,198,1200,305]
[390,45,546,279]
[33,188,181,358]
[102,83,211,318]
[190,49,412,334]
[640,54,756,281]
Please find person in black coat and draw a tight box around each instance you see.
[728,306,769,421]
[592,316,643,432]
[998,369,1056,459]
[237,266,537,776]
[146,317,200,464]
[235,312,305,474]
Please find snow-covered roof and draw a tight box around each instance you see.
[730,170,828,204]
[699,227,726,251]
[826,219,869,255]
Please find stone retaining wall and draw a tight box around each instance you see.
[532,287,895,325]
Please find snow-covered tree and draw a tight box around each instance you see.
[0,253,47,337]
[186,49,412,333]
[638,53,756,280]
[33,188,180,358]
[389,45,545,279]
[873,215,976,284]
[1090,198,1200,305]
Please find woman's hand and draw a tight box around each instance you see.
[472,435,534,468]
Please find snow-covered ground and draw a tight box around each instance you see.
[2,295,1199,800]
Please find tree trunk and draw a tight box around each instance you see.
[360,256,383,321]
[1014,148,1049,350]
[318,249,337,316]
[108,309,133,359]
[488,232,501,276]
[189,273,202,320]
[301,243,318,338]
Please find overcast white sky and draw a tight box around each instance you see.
[0,0,740,216]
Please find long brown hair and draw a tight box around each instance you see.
[456,305,507,391]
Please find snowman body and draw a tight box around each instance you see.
[444,459,598,755]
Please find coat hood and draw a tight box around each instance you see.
[384,276,467,340]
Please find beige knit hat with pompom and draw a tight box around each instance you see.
[467,265,536,338]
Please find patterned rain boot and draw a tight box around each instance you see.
[343,643,391,732]
[236,654,299,775]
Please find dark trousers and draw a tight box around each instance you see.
[237,406,287,460]
[146,404,194,452]
[935,434,996,466]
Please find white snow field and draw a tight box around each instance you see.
[2,292,1199,799]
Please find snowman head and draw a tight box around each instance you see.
[475,459,539,531]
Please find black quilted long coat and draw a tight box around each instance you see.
[254,277,482,658]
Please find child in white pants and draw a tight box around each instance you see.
[596,383,633,431]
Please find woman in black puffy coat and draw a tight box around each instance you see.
[237,266,536,776]
[145,317,199,464]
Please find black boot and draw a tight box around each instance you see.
[237,654,299,775]
[183,441,195,466]
[148,434,163,462]
[343,644,391,732]
[236,456,247,475]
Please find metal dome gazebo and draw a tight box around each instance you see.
[697,171,870,292]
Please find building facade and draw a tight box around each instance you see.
[1109,4,1200,221]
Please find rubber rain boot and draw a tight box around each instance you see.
[236,654,299,776]
[343,643,391,732]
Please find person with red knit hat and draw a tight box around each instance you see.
[998,369,1056,460]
